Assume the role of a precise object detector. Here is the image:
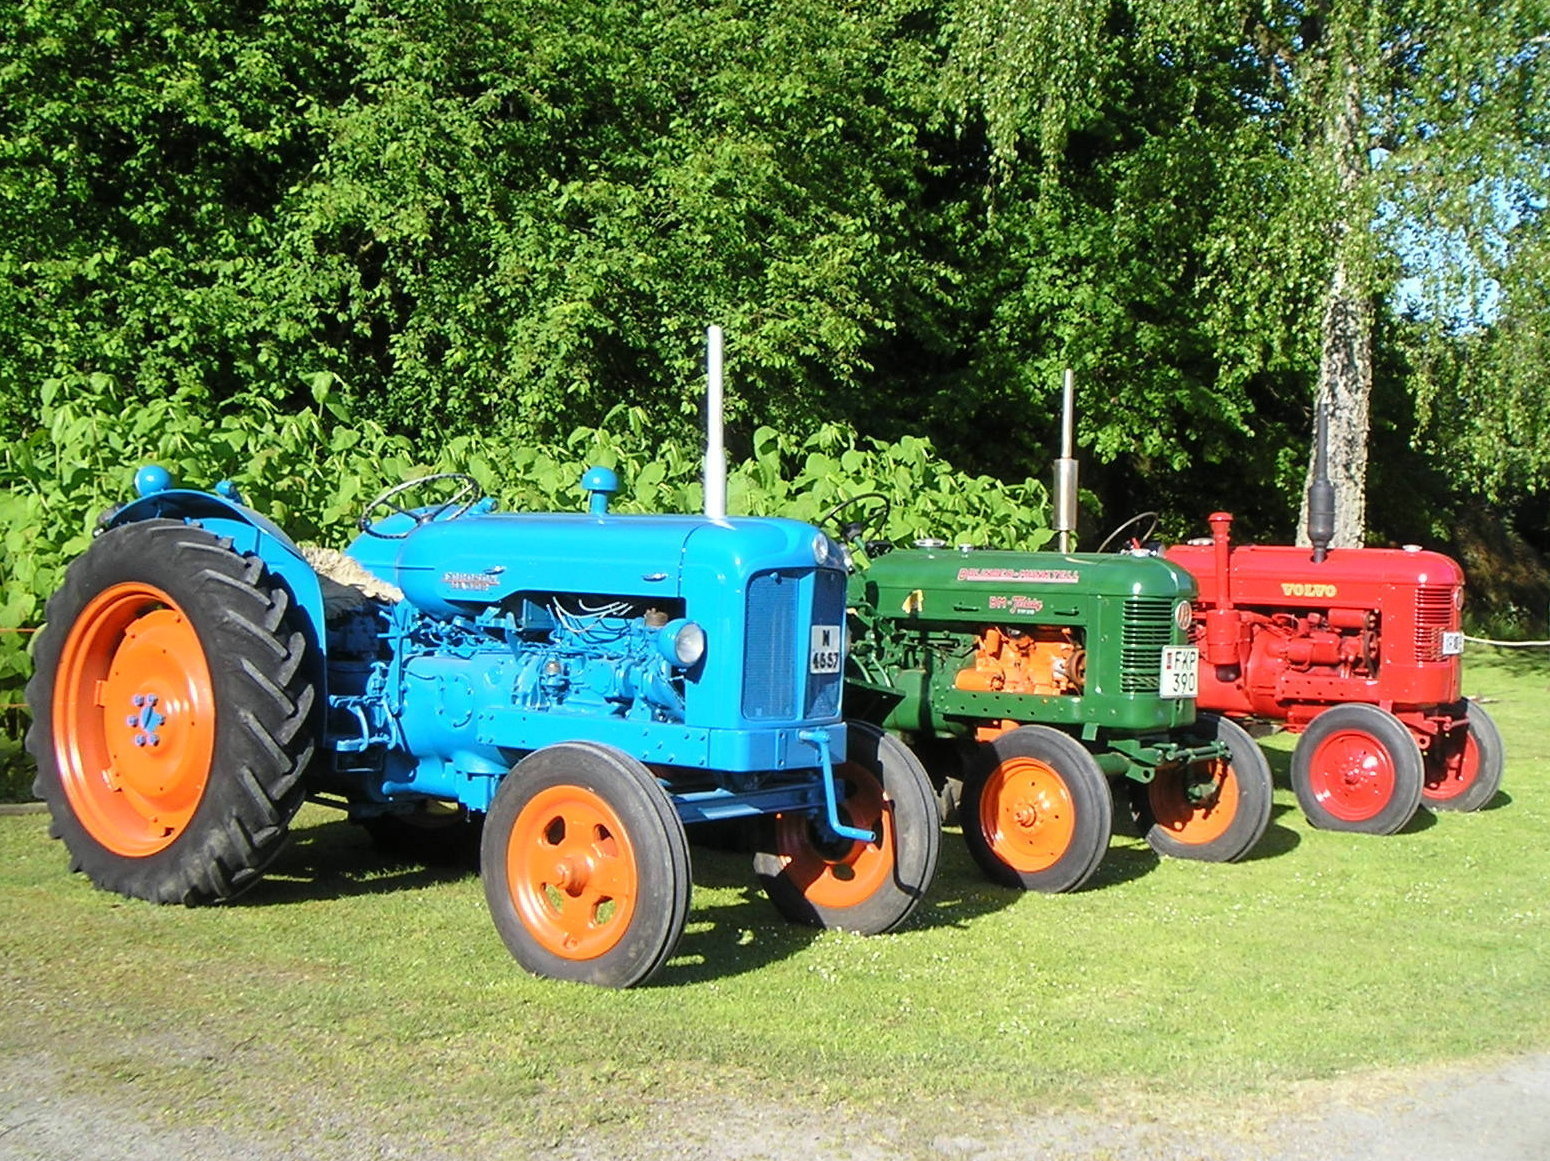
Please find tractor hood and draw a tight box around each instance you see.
[854,546,1196,623]
[347,510,832,618]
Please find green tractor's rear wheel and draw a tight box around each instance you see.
[25,520,317,903]
[1290,703,1424,834]
[1134,713,1273,863]
[481,742,691,988]
[961,725,1112,893]
[1423,700,1504,812]
[755,721,939,934]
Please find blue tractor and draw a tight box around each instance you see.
[25,464,940,987]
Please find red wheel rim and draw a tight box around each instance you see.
[505,785,639,960]
[1148,761,1239,845]
[52,582,216,857]
[1424,728,1479,802]
[770,764,894,909]
[1307,728,1397,822]
[979,757,1076,873]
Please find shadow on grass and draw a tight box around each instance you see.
[241,815,477,906]
[1239,802,1302,862]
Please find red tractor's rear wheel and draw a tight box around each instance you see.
[1290,704,1423,835]
[961,725,1112,893]
[1136,713,1273,862]
[26,520,317,903]
[1423,700,1505,812]
[755,721,939,934]
[481,742,691,988]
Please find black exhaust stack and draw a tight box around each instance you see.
[1308,402,1336,563]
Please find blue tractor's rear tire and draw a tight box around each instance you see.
[480,742,691,988]
[754,721,939,935]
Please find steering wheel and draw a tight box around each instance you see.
[819,492,893,548]
[1096,511,1160,554]
[358,473,483,539]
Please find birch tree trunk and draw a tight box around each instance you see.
[1298,52,1372,549]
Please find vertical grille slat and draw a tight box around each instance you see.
[1121,597,1174,694]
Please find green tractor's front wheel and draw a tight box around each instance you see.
[26,520,317,904]
[961,725,1112,893]
[1133,713,1273,863]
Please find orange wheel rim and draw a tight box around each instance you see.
[979,757,1076,873]
[1148,762,1240,845]
[505,785,639,961]
[772,765,894,909]
[52,582,216,857]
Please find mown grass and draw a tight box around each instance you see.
[2,649,1547,1155]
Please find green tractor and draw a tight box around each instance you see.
[839,379,1272,892]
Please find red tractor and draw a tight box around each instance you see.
[1159,422,1504,834]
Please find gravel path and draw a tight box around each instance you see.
[4,1049,1548,1160]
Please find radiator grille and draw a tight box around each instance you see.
[1413,584,1458,663]
[804,568,847,719]
[1121,596,1175,694]
[743,570,798,719]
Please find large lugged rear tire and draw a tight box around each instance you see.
[25,520,317,903]
[481,742,691,988]
[754,721,939,934]
[1423,700,1505,812]
[960,725,1112,893]
[1290,703,1423,835]
[1135,713,1273,863]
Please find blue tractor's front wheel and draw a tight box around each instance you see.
[480,742,691,988]
[754,721,939,935]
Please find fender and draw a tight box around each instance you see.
[104,468,329,673]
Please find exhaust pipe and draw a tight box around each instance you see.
[1053,369,1079,553]
[1307,402,1335,563]
[704,325,727,521]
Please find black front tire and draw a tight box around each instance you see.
[960,725,1112,893]
[480,742,691,988]
[754,721,939,934]
[26,520,317,904]
[1423,700,1505,812]
[1291,704,1424,835]
[1134,714,1273,862]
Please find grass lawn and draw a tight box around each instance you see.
[2,648,1547,1154]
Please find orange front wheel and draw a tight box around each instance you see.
[1139,713,1272,863]
[755,721,939,935]
[961,725,1112,893]
[481,742,690,988]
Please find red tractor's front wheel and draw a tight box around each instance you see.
[961,725,1112,893]
[1290,704,1424,835]
[26,520,317,903]
[1423,700,1505,812]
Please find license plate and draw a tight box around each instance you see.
[1159,646,1198,698]
[809,625,842,674]
[1441,630,1464,656]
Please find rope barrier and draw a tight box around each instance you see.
[1465,635,1550,648]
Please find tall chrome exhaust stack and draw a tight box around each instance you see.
[704,325,727,521]
[1307,402,1335,563]
[1054,368,1079,552]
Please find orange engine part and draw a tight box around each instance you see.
[955,626,1086,697]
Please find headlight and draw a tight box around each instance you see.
[657,619,706,668]
[812,530,844,568]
